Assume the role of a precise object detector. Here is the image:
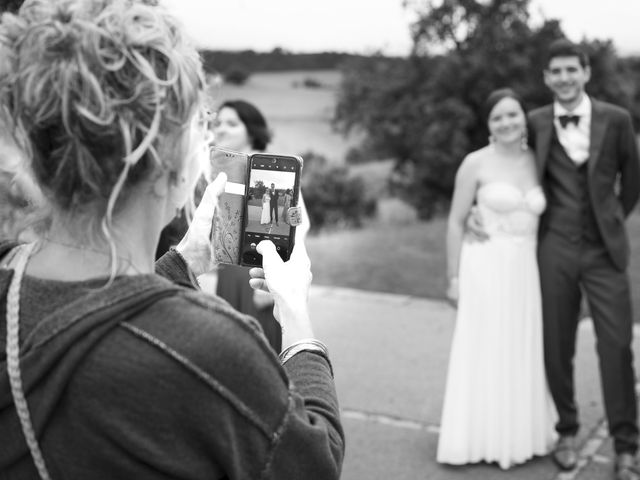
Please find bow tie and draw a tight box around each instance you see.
[558,114,580,128]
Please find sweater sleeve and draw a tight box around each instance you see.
[261,352,345,480]
[154,248,200,289]
[101,294,345,480]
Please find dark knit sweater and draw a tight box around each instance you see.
[0,244,343,479]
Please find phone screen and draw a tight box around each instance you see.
[241,154,301,266]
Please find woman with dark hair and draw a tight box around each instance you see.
[211,99,285,352]
[437,88,557,469]
[0,1,342,478]
[214,99,272,151]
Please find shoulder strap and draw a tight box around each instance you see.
[6,243,51,480]
[4,243,181,480]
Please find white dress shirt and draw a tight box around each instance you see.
[553,94,591,165]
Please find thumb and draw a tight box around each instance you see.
[209,172,227,198]
[195,172,226,217]
[256,240,282,271]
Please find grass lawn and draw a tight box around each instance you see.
[306,217,447,299]
[307,211,640,321]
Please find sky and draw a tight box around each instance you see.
[162,0,640,57]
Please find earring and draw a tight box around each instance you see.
[521,128,529,151]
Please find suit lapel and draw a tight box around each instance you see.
[534,106,554,179]
[588,100,607,176]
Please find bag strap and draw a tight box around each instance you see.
[5,242,52,480]
[4,244,180,479]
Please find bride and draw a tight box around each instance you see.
[437,88,557,469]
[261,189,271,225]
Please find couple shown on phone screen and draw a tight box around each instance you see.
[258,182,293,231]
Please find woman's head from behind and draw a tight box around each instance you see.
[213,100,271,152]
[0,0,206,236]
[483,88,528,147]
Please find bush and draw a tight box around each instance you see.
[302,77,323,89]
[345,146,370,165]
[223,65,251,85]
[301,151,377,230]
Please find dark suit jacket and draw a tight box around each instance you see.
[528,99,640,270]
[270,189,280,206]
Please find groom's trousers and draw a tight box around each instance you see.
[538,230,638,454]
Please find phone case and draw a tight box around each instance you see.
[210,147,249,265]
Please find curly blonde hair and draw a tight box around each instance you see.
[0,0,205,232]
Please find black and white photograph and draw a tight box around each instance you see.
[2,0,640,479]
[244,168,297,237]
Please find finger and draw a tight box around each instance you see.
[289,241,311,267]
[256,240,282,271]
[248,277,268,292]
[193,172,226,222]
[209,172,227,198]
[248,267,265,279]
[295,193,310,242]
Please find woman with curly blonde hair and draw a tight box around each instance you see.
[0,1,343,479]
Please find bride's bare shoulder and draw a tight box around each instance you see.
[458,146,492,176]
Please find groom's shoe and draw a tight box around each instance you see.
[615,452,640,480]
[552,435,578,471]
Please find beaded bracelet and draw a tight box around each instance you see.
[279,338,334,378]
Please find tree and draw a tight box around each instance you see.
[223,64,251,85]
[253,179,266,199]
[333,0,635,219]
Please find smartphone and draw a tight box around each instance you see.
[240,153,303,267]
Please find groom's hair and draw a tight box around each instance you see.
[545,39,590,69]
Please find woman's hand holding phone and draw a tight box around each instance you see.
[176,172,227,277]
[248,239,314,349]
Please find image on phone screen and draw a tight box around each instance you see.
[242,155,300,265]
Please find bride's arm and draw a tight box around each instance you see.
[446,153,480,305]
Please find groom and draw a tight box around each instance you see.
[269,183,280,225]
[530,39,640,479]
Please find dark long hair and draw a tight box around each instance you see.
[219,100,271,151]
[483,88,526,123]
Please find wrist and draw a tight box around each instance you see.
[279,338,333,377]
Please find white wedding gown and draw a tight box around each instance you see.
[437,182,558,470]
[260,194,270,225]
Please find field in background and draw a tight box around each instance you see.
[307,211,640,321]
[306,219,445,299]
[210,70,362,161]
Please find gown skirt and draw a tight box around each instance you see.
[260,201,270,224]
[437,231,557,469]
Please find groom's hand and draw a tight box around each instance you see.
[465,206,489,242]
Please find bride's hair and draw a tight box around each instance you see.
[483,88,526,123]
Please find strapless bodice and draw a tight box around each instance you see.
[476,182,546,237]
